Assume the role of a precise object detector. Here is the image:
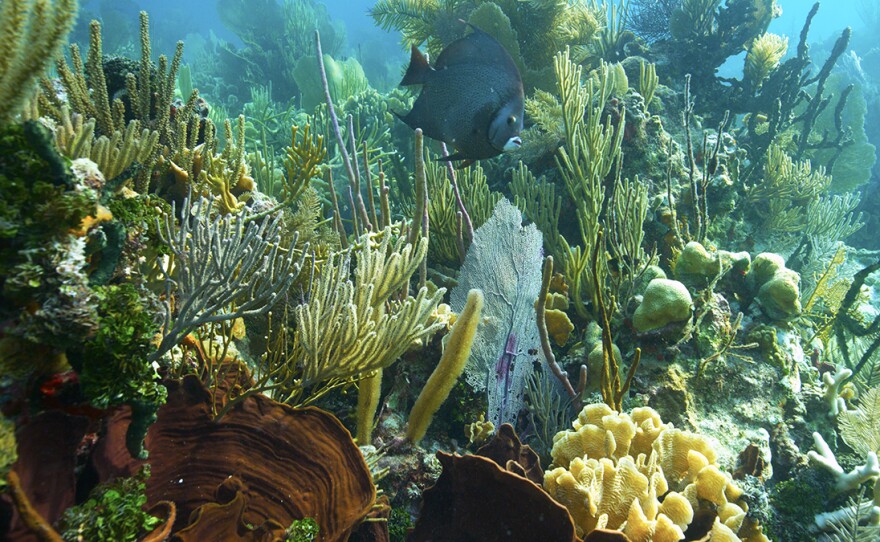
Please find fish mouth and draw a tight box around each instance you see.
[502,136,522,152]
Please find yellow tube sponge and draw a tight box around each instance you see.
[355,369,382,444]
[406,289,484,443]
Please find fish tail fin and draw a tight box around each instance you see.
[400,45,432,86]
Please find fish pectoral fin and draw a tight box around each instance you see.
[436,153,475,169]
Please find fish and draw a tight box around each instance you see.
[396,23,524,163]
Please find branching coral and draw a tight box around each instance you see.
[553,52,624,318]
[275,230,445,404]
[638,61,658,111]
[0,0,78,124]
[152,195,305,362]
[808,432,879,493]
[747,143,833,239]
[43,11,189,191]
[511,162,564,261]
[53,106,160,183]
[198,116,252,214]
[838,386,880,460]
[422,156,500,266]
[585,0,634,63]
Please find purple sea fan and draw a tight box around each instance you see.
[450,199,544,427]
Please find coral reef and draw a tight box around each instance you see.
[2,1,880,541]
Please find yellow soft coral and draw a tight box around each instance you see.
[744,33,788,87]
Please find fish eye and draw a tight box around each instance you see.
[507,115,517,125]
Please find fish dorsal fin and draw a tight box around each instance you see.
[434,24,513,71]
[399,45,434,86]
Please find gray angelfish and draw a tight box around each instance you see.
[396,24,524,164]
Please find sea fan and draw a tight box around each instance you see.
[839,386,880,458]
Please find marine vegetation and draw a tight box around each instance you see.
[212,0,347,104]
[2,0,880,541]
[370,0,602,91]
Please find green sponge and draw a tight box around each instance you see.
[633,278,693,333]
[749,253,801,320]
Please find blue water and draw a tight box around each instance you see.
[81,0,865,48]
[77,0,868,88]
[79,0,403,56]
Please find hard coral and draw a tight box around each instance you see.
[632,279,693,335]
[748,253,801,320]
[545,404,769,541]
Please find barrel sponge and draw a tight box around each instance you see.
[632,279,693,333]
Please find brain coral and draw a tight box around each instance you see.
[544,404,769,542]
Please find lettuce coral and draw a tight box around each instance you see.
[545,404,769,541]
